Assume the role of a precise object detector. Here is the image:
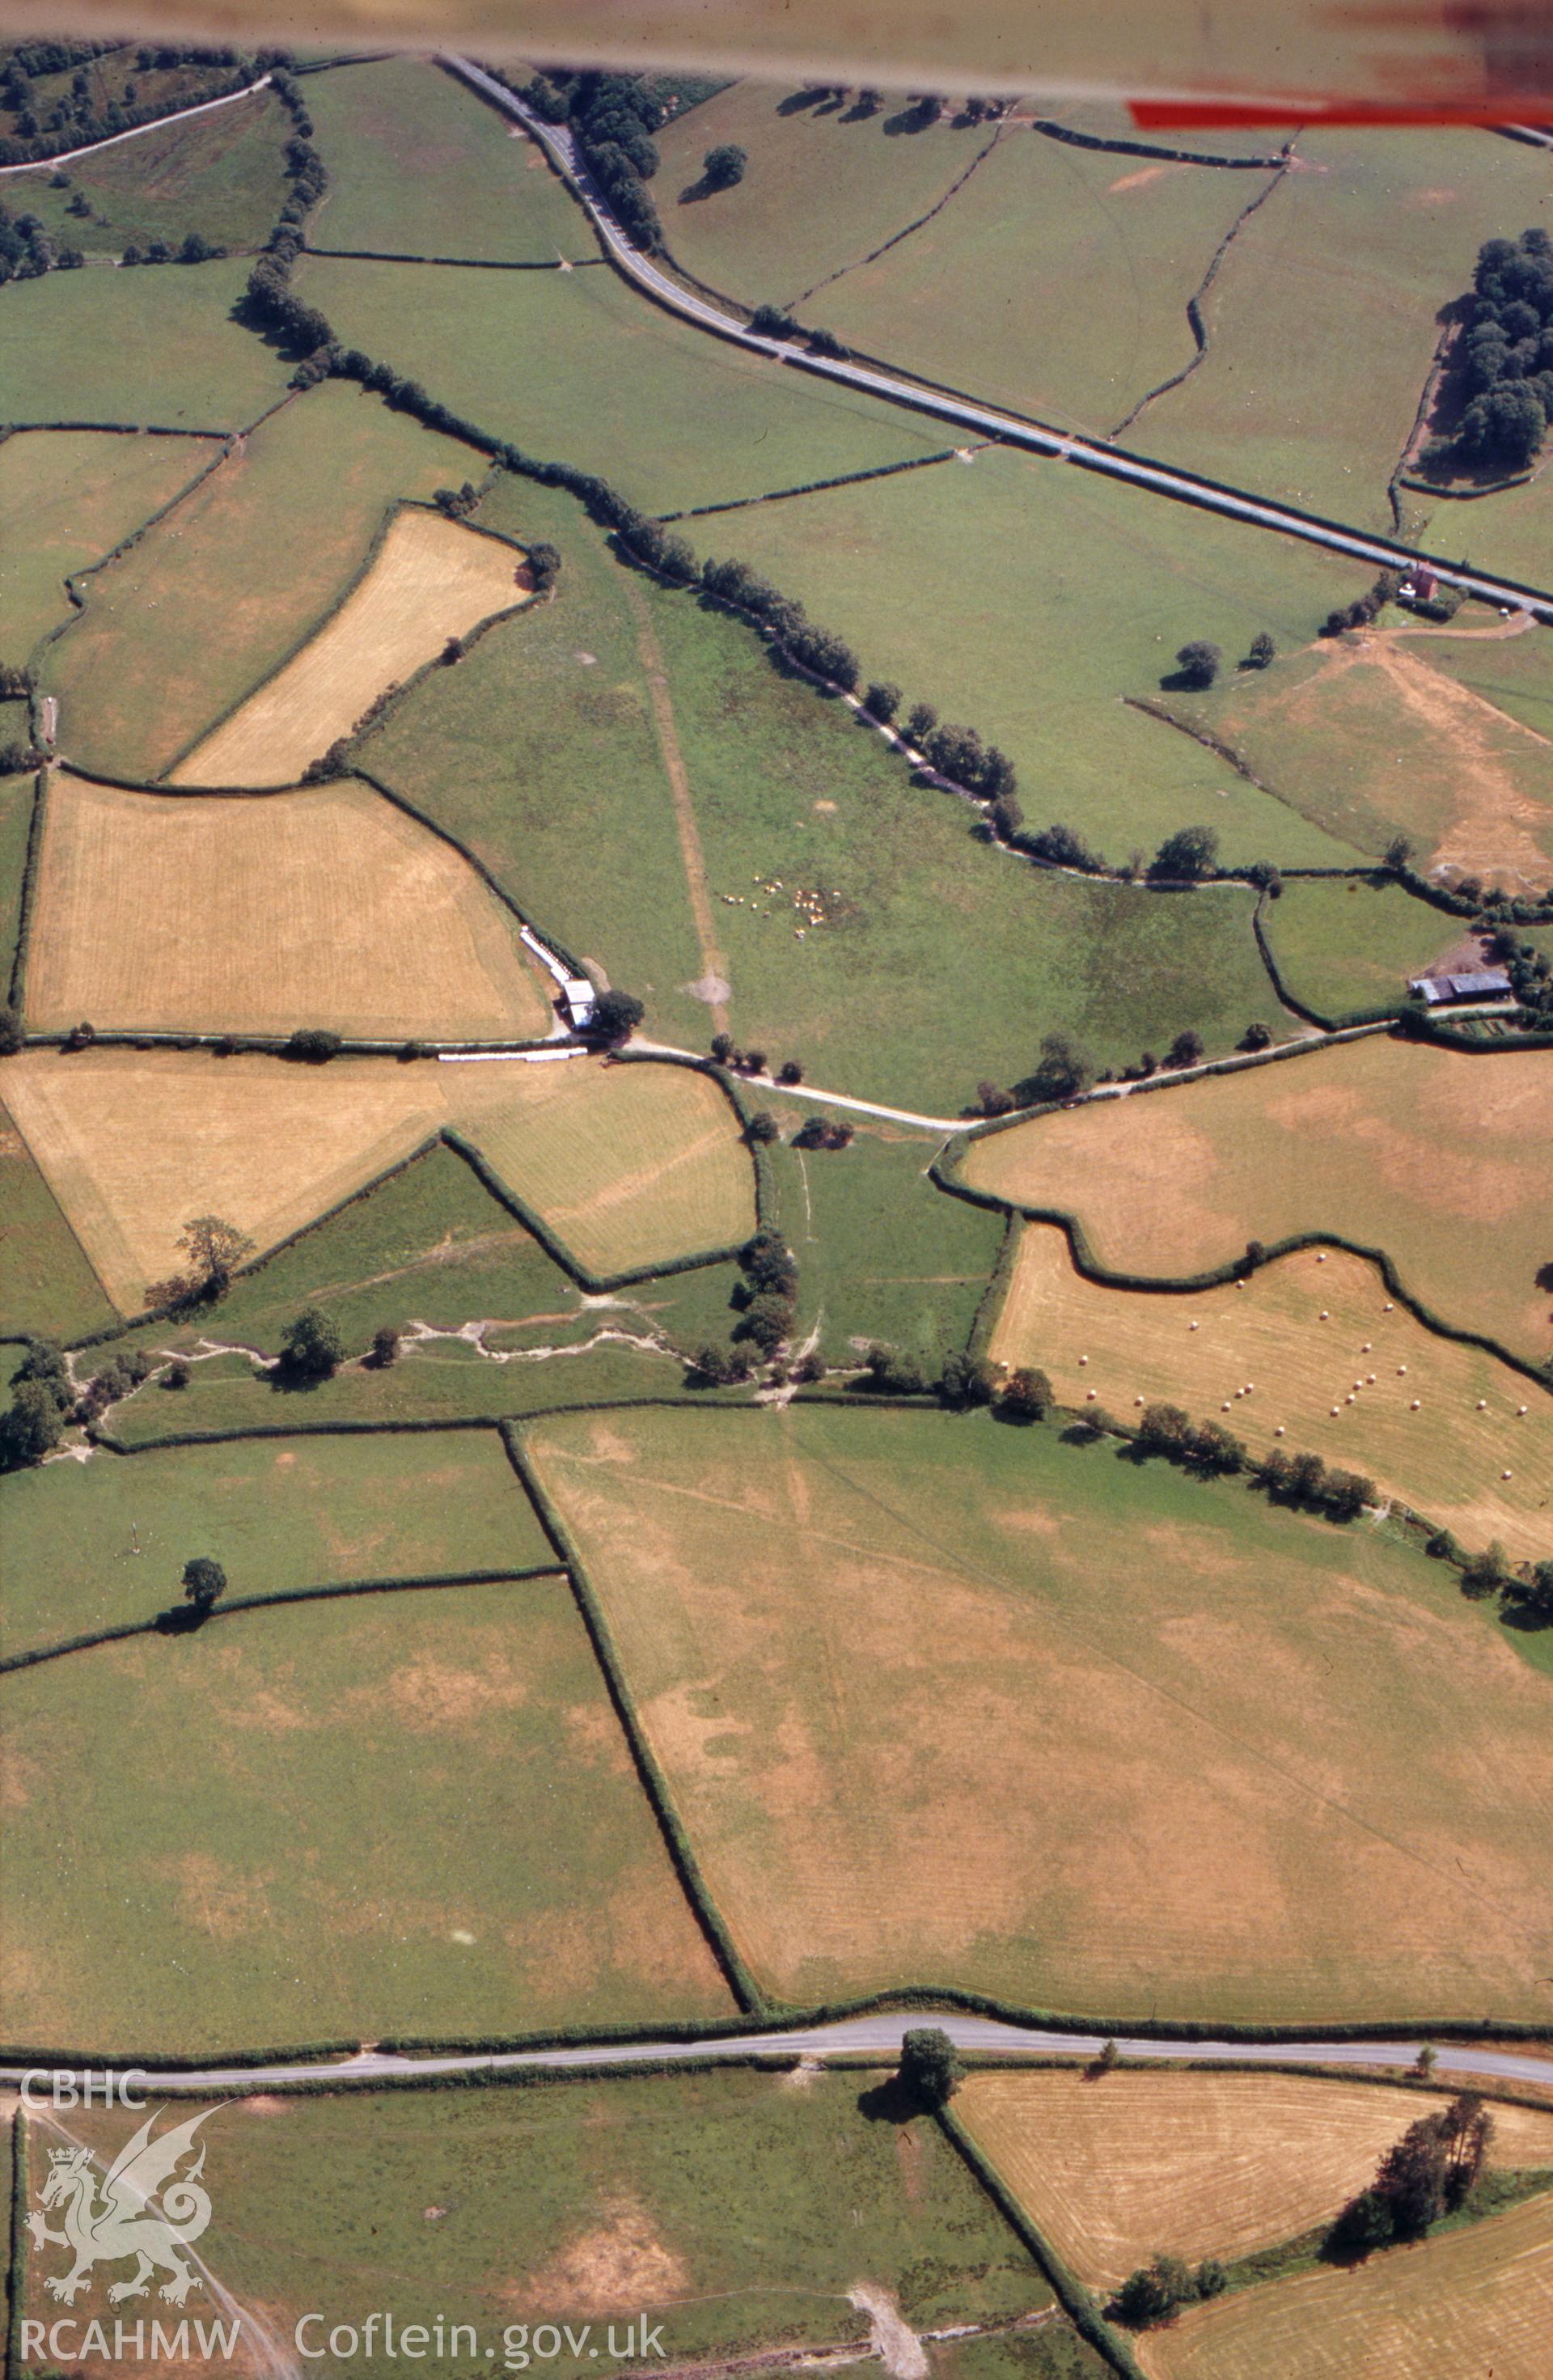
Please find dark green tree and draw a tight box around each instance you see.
[998,1366,1053,1421]
[588,989,645,1043]
[898,2026,963,2108]
[1174,640,1222,688]
[702,142,747,187]
[1151,824,1220,879]
[281,1306,345,1380]
[181,1556,226,1613]
[1245,631,1276,668]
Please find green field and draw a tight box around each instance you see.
[294,252,948,513]
[27,2069,1051,2372]
[1259,876,1461,1016]
[3,86,289,256]
[0,1425,554,1660]
[44,380,482,778]
[0,427,216,660]
[810,130,1280,434]
[725,447,1373,869]
[0,1095,117,1343]
[1140,129,1553,541]
[0,256,290,429]
[0,1578,733,2049]
[305,55,593,258]
[528,1400,1553,2022]
[1416,472,1553,597]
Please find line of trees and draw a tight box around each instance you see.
[1424,229,1553,476]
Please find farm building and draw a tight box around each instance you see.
[1409,968,1513,1006]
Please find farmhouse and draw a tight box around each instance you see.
[1409,968,1513,1005]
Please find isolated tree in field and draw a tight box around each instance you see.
[1151,824,1220,880]
[999,1366,1052,1421]
[899,2026,963,2108]
[702,142,747,187]
[588,988,645,1043]
[181,1556,226,1615]
[1174,640,1222,688]
[177,1214,255,1298]
[1245,631,1276,668]
[371,1325,400,1367]
[281,1306,345,1381]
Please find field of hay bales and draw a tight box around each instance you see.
[1255,876,1475,1017]
[1138,129,1553,540]
[990,1228,1549,1561]
[0,1048,754,1310]
[294,252,948,515]
[44,384,485,781]
[726,447,1371,870]
[0,256,290,431]
[25,769,553,1040]
[0,1096,116,1342]
[1162,625,1553,880]
[0,429,215,659]
[0,1578,732,2051]
[525,1402,1553,2023]
[962,1035,1553,1366]
[958,2068,1553,2293]
[0,1425,554,1662]
[171,510,532,786]
[1136,2185,1553,2380]
[305,54,593,259]
[2,86,290,258]
[22,2068,1049,2370]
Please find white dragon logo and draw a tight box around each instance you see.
[28,2108,214,2306]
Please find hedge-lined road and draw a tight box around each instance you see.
[6,2018,1552,2095]
[445,56,1553,624]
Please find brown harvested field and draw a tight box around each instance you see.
[992,1228,1551,1561]
[171,508,530,787]
[958,2069,1553,2293]
[962,1036,1553,1366]
[26,769,552,1040]
[524,1404,1553,2024]
[0,1048,752,1309]
[1136,2187,1553,2380]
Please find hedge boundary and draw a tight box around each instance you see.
[498,1419,767,2017]
[5,767,48,1014]
[5,2107,24,2380]
[1026,117,1284,170]
[306,244,603,269]
[964,1210,1021,1366]
[1250,886,1411,1034]
[0,1562,564,1677]
[611,1047,775,1230]
[655,444,961,523]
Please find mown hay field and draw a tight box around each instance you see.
[958,2069,1553,2293]
[0,256,290,431]
[1257,875,1475,1017]
[0,1426,553,1662]
[26,769,552,1040]
[0,1096,116,1342]
[295,252,949,515]
[171,509,531,787]
[525,1404,1553,2023]
[1140,128,1553,538]
[1136,2186,1553,2380]
[0,1580,732,2052]
[22,2069,1046,2374]
[305,54,593,259]
[44,383,482,780]
[2,86,290,257]
[0,429,214,659]
[1164,624,1553,881]
[991,1229,1550,1562]
[962,1035,1553,1366]
[0,1048,754,1309]
[729,447,1371,871]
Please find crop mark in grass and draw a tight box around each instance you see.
[624,578,730,1035]
[791,117,1013,307]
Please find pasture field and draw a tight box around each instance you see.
[769,1123,1006,1367]
[0,428,214,659]
[1136,2184,1553,2380]
[0,1579,733,2051]
[2,86,290,256]
[366,472,710,1049]
[0,1095,116,1342]
[1424,614,1553,744]
[0,1426,553,1662]
[810,132,1278,434]
[0,256,289,430]
[45,384,482,781]
[1257,875,1475,1017]
[958,2069,1553,2293]
[961,1035,1553,1366]
[306,55,592,258]
[0,1048,753,1311]
[655,82,1005,303]
[294,253,948,515]
[991,1229,1551,1564]
[171,510,531,786]
[1415,478,1552,598]
[23,2069,1047,2372]
[727,447,1373,870]
[936,2331,1111,2380]
[1164,625,1553,880]
[26,770,553,1040]
[524,1403,1553,2022]
[1139,129,1553,539]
